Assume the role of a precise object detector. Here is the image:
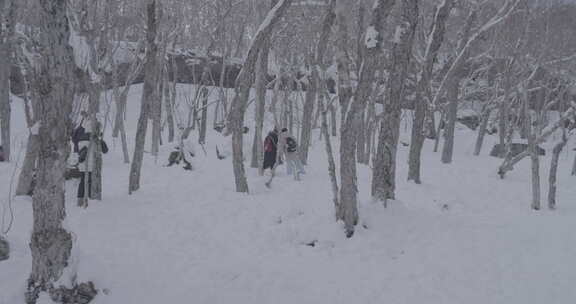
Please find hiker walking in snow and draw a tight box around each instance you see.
[263,127,279,174]
[72,113,108,207]
[280,128,305,181]
[167,127,196,170]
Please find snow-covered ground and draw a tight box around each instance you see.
[2,85,576,304]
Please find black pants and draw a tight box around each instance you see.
[78,172,92,198]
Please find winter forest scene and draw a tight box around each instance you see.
[2,0,576,303]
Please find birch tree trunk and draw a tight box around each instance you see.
[548,134,567,210]
[151,77,162,157]
[473,108,491,156]
[441,78,459,164]
[407,0,454,183]
[199,85,208,144]
[129,0,158,194]
[88,86,103,201]
[27,0,76,300]
[329,102,337,136]
[572,152,576,176]
[0,44,10,163]
[165,66,175,143]
[250,34,270,169]
[299,61,317,165]
[316,0,338,217]
[337,0,395,237]
[372,0,418,203]
[226,0,293,193]
[524,86,540,210]
[0,0,15,163]
[16,59,40,196]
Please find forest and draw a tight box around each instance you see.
[2,0,576,303]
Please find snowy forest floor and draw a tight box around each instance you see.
[2,85,576,304]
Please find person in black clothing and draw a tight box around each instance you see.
[262,127,279,173]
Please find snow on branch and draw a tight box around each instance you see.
[431,0,522,107]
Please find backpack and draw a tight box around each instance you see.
[286,137,297,153]
[264,137,274,153]
[72,125,90,152]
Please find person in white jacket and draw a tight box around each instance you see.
[73,116,108,207]
[280,128,305,181]
[75,121,95,206]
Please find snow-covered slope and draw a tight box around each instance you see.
[2,85,576,304]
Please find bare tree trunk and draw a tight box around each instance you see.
[129,0,158,194]
[16,134,39,196]
[226,0,293,193]
[433,109,445,152]
[334,0,356,237]
[408,0,453,182]
[572,152,576,176]
[322,98,339,220]
[0,48,10,163]
[251,36,270,169]
[337,0,396,237]
[270,71,282,126]
[372,0,418,203]
[362,96,376,165]
[288,89,294,133]
[26,0,76,300]
[199,86,208,144]
[441,78,459,164]
[317,0,338,218]
[355,3,366,165]
[329,102,337,136]
[356,109,366,164]
[473,108,491,156]
[88,85,103,201]
[151,82,161,157]
[281,85,289,129]
[498,74,510,150]
[548,134,567,210]
[524,89,540,210]
[300,61,317,165]
[164,71,175,143]
[0,0,15,162]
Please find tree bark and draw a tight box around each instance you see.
[16,134,39,196]
[299,62,317,165]
[0,44,10,162]
[27,0,76,300]
[372,0,418,203]
[329,102,337,136]
[129,0,158,194]
[473,108,491,156]
[548,134,567,210]
[0,0,15,162]
[441,78,459,164]
[251,37,270,170]
[199,86,208,144]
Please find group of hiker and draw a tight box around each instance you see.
[67,110,304,204]
[263,127,305,181]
